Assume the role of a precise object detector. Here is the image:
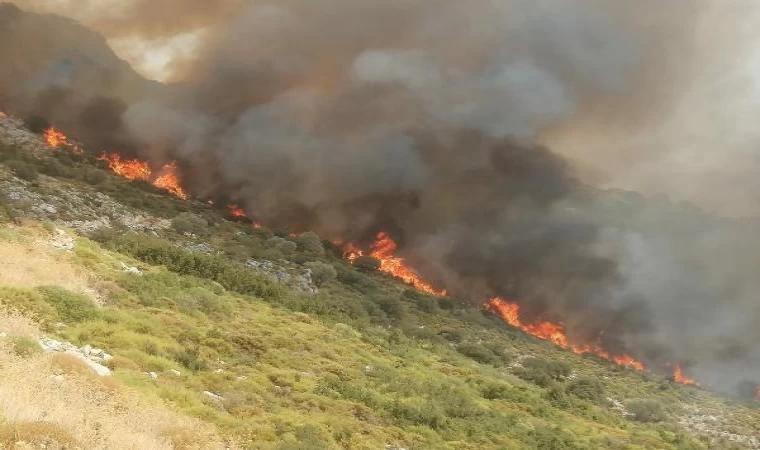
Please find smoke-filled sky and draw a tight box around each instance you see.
[4,0,760,392]
[12,0,760,216]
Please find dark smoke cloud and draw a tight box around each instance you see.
[3,1,760,393]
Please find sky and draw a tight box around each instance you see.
[9,0,760,216]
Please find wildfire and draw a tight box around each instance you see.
[344,232,447,296]
[487,297,646,372]
[228,204,246,218]
[153,161,188,199]
[671,364,699,386]
[43,127,70,148]
[98,152,187,199]
[98,153,151,181]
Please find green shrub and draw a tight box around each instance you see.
[304,261,337,287]
[265,237,297,257]
[81,168,108,185]
[456,343,502,366]
[353,256,380,273]
[94,233,282,300]
[9,335,42,358]
[514,358,571,387]
[6,159,39,182]
[39,158,75,178]
[372,295,405,321]
[0,287,57,323]
[567,378,606,404]
[295,232,325,257]
[37,286,99,324]
[626,399,667,423]
[172,212,208,235]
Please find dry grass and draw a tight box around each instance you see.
[0,303,228,449]
[0,240,90,295]
[0,341,227,449]
[0,421,80,449]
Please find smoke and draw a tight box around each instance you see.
[3,1,760,392]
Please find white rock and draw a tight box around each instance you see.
[148,372,158,379]
[236,376,248,381]
[0,332,7,338]
[81,345,93,355]
[121,262,143,276]
[168,369,182,377]
[101,353,113,362]
[214,368,224,374]
[203,391,224,402]
[64,351,112,377]
[90,348,103,357]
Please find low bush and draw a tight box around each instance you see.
[37,286,99,324]
[9,335,42,358]
[304,261,337,287]
[567,378,606,404]
[6,159,39,182]
[627,399,667,423]
[172,212,209,236]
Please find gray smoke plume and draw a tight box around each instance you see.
[3,1,760,393]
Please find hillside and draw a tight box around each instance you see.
[0,115,758,449]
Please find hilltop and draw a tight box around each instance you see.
[0,111,758,449]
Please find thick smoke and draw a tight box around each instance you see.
[3,1,760,393]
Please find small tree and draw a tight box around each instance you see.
[567,378,605,404]
[265,237,297,256]
[172,212,208,236]
[627,399,667,423]
[353,255,381,272]
[296,231,325,257]
[304,261,337,287]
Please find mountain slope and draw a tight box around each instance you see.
[0,115,758,449]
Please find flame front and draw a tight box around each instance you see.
[153,162,188,199]
[672,364,699,386]
[43,127,70,149]
[343,232,446,296]
[98,153,151,181]
[228,204,246,218]
[487,297,646,371]
[98,153,187,199]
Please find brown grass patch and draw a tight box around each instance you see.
[0,308,227,449]
[0,421,80,449]
[0,240,91,294]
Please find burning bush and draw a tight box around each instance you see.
[353,256,381,273]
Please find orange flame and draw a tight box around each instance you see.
[43,127,70,149]
[98,153,151,181]
[228,204,247,218]
[153,161,188,199]
[672,364,699,386]
[343,232,446,296]
[98,152,187,199]
[487,297,646,371]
